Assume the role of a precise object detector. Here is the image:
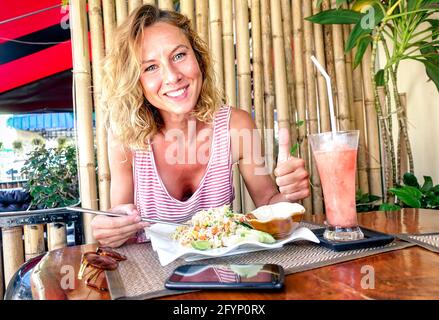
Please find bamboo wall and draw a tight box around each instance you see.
[73,0,383,232]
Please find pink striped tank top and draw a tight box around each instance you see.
[133,105,235,224]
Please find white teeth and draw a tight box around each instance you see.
[166,87,186,98]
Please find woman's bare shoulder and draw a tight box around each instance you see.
[107,130,133,164]
[229,108,257,131]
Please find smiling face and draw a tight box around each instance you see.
[139,22,203,120]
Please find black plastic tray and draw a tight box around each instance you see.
[312,227,395,251]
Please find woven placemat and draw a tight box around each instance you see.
[397,233,439,253]
[106,222,414,300]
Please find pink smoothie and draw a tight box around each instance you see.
[313,147,358,228]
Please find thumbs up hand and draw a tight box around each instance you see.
[274,128,310,202]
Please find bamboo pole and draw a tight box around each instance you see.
[270,0,290,131]
[377,86,392,195]
[312,0,330,132]
[89,0,111,211]
[2,227,24,288]
[303,0,323,215]
[158,0,173,10]
[24,225,45,261]
[292,0,312,213]
[115,0,128,26]
[251,0,265,148]
[280,0,298,144]
[330,1,350,131]
[181,0,195,29]
[222,0,236,107]
[196,1,209,44]
[235,0,255,212]
[342,3,356,130]
[352,47,369,194]
[128,0,142,14]
[47,223,67,251]
[71,0,99,243]
[261,0,275,177]
[398,93,409,181]
[342,15,360,188]
[362,46,383,197]
[322,0,337,122]
[102,0,117,54]
[235,0,252,119]
[221,0,241,213]
[209,0,224,94]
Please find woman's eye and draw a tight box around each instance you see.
[145,65,157,72]
[173,52,186,61]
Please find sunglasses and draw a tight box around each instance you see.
[78,247,127,292]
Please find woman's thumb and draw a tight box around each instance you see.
[278,127,290,163]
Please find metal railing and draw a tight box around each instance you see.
[0,180,27,190]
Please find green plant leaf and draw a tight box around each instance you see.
[296,120,305,127]
[419,42,439,63]
[422,0,439,7]
[433,185,439,194]
[315,0,352,7]
[421,176,433,192]
[403,172,420,188]
[375,69,385,86]
[356,190,381,212]
[388,187,422,208]
[424,189,439,208]
[290,143,299,157]
[426,19,439,40]
[353,36,372,68]
[419,42,439,91]
[421,58,439,92]
[305,9,363,25]
[379,203,401,211]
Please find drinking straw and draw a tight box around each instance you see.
[310,55,337,135]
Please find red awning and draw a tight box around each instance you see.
[0,0,74,113]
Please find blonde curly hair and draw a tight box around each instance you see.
[101,5,222,149]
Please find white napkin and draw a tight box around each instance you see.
[146,224,320,266]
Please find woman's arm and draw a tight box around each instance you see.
[230,109,310,208]
[107,132,135,207]
[90,132,148,247]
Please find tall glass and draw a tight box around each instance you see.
[309,130,364,241]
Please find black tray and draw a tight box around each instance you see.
[312,227,395,251]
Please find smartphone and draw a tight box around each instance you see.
[165,264,284,290]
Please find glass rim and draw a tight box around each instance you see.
[308,130,359,138]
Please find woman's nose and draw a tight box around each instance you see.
[163,63,182,85]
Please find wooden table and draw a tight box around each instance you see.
[30,208,439,300]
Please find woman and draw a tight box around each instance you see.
[92,5,310,248]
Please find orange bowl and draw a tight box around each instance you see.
[245,202,305,239]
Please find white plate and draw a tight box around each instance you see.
[146,224,320,266]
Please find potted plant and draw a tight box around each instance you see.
[21,138,79,209]
[306,0,439,203]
